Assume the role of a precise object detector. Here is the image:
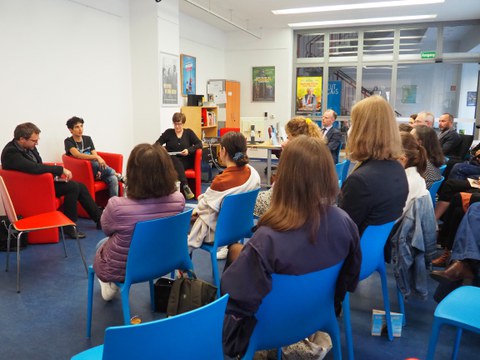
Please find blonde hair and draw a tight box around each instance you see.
[346,95,402,161]
[258,136,338,243]
[285,116,323,139]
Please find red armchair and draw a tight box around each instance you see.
[62,152,123,218]
[0,168,61,244]
[185,148,202,199]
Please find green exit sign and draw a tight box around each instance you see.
[421,51,437,59]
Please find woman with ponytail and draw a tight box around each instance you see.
[188,132,260,258]
[399,131,430,213]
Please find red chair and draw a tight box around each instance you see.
[185,149,202,199]
[0,176,87,292]
[62,152,123,218]
[0,168,62,244]
[219,127,240,137]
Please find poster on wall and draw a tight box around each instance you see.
[161,52,179,106]
[467,91,477,106]
[401,85,417,104]
[252,66,275,102]
[296,76,322,114]
[181,54,196,97]
[327,81,342,115]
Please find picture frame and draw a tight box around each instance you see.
[252,66,275,102]
[160,52,179,106]
[467,91,477,106]
[181,54,196,97]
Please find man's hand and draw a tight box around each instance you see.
[179,149,189,156]
[63,168,73,181]
[96,156,107,169]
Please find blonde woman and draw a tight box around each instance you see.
[338,95,408,235]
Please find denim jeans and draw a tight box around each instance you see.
[449,162,480,181]
[91,161,119,197]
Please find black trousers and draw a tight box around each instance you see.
[54,180,100,222]
[170,155,194,187]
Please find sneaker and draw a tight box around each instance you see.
[216,246,229,260]
[98,279,119,301]
[116,173,126,184]
[183,185,195,200]
[64,227,86,239]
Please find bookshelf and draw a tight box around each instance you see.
[181,106,218,139]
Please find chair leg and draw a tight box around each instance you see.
[120,285,131,325]
[452,328,463,360]
[86,266,95,338]
[426,318,442,360]
[16,233,22,293]
[326,317,343,360]
[397,287,406,326]
[342,292,355,360]
[210,248,221,298]
[60,227,68,258]
[379,267,394,341]
[5,227,12,272]
[73,225,88,275]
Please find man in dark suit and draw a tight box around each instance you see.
[438,113,462,157]
[1,122,102,238]
[322,109,342,163]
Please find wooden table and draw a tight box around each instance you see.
[247,143,282,186]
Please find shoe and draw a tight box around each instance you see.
[216,246,229,260]
[430,260,474,284]
[98,279,119,301]
[116,174,126,184]
[64,228,86,239]
[431,249,451,268]
[183,185,195,200]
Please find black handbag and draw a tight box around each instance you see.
[153,277,175,312]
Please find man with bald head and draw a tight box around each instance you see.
[413,111,435,128]
[438,113,462,157]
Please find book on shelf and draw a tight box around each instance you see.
[207,111,216,126]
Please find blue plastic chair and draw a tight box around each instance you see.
[429,176,445,207]
[342,221,397,360]
[439,164,447,175]
[86,209,194,338]
[335,160,347,187]
[426,286,480,360]
[242,262,344,360]
[73,294,228,360]
[199,188,259,297]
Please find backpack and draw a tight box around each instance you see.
[166,271,217,316]
[0,215,28,252]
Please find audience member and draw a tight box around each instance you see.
[399,131,430,213]
[1,122,102,239]
[438,113,462,157]
[408,113,417,126]
[413,111,434,128]
[448,142,480,180]
[64,116,123,198]
[188,132,260,260]
[93,143,185,301]
[399,123,413,133]
[221,136,361,358]
[155,112,202,200]
[338,95,408,235]
[411,125,444,189]
[321,109,342,163]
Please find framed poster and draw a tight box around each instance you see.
[161,52,179,106]
[401,85,417,104]
[252,66,275,102]
[467,91,477,106]
[181,54,196,96]
[296,76,322,114]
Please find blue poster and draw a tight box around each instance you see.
[327,81,342,115]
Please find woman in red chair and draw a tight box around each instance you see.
[155,112,202,200]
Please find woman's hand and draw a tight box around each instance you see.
[179,149,189,156]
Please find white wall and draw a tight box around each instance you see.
[0,0,133,162]
[458,63,479,119]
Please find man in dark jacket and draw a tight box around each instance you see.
[321,109,342,164]
[1,122,102,238]
[438,113,462,157]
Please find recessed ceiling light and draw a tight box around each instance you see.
[273,0,444,15]
[289,15,437,28]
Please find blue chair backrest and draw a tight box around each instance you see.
[215,188,260,247]
[102,294,228,360]
[124,209,194,285]
[246,262,343,353]
[439,164,447,175]
[359,221,396,280]
[429,176,445,207]
[335,160,347,183]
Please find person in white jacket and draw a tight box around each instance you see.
[188,131,260,259]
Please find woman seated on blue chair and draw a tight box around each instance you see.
[93,143,185,301]
[411,125,444,189]
[188,131,260,260]
[221,136,362,358]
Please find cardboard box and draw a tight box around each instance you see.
[371,309,404,337]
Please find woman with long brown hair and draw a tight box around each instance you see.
[221,136,361,358]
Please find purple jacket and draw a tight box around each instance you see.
[93,192,185,282]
